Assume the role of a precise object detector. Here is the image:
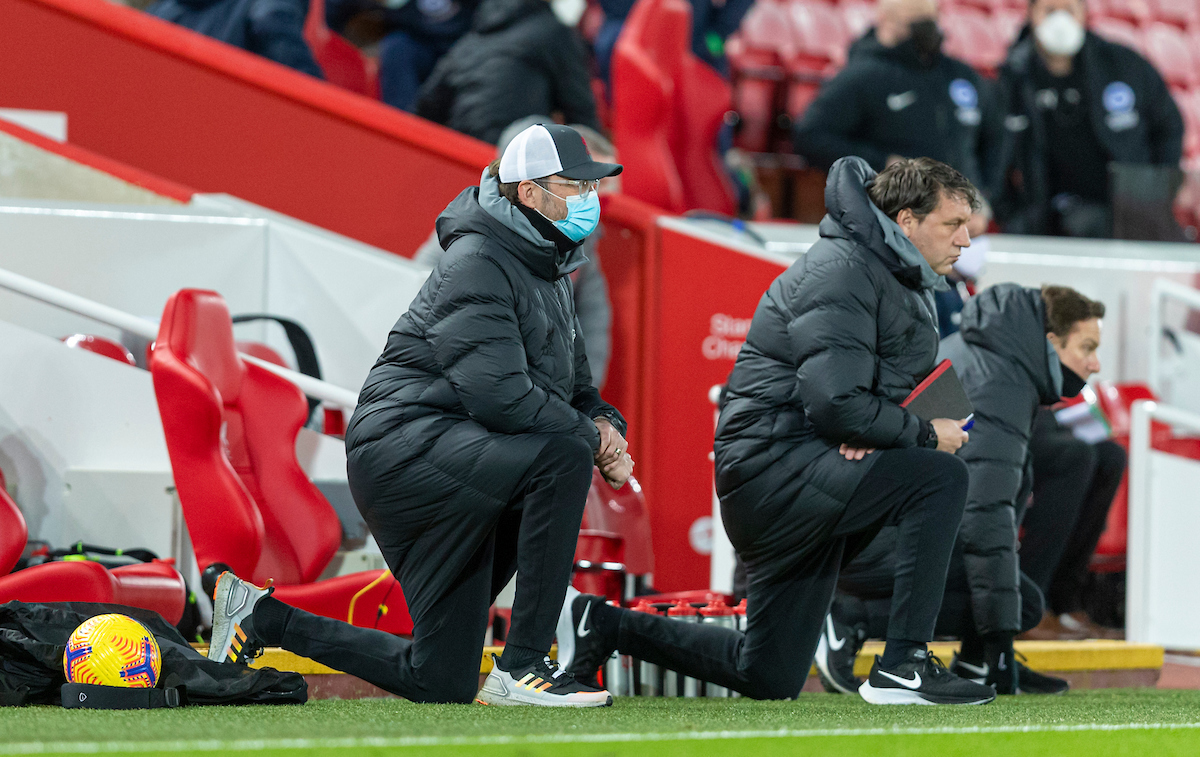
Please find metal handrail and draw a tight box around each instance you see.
[0,266,359,409]
[1147,279,1200,397]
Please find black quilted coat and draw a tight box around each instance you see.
[344,170,623,610]
[939,284,1062,634]
[713,156,941,570]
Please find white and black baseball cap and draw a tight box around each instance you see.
[498,123,623,183]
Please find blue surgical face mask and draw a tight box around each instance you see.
[538,184,601,241]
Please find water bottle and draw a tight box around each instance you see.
[664,600,700,697]
[631,600,662,697]
[699,597,737,697]
[601,602,633,697]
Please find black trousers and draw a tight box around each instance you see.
[613,447,969,700]
[1020,410,1127,614]
[270,434,594,703]
[833,527,1045,639]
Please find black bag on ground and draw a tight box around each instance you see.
[0,601,307,707]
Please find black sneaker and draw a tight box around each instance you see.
[476,654,612,707]
[859,649,996,705]
[207,572,272,664]
[814,612,865,694]
[556,587,617,687]
[950,649,1022,694]
[1014,658,1069,695]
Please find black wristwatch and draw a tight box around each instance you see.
[923,422,939,450]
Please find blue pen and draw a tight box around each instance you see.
[962,414,975,431]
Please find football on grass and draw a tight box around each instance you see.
[63,613,161,688]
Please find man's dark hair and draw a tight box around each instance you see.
[868,157,981,221]
[1042,285,1105,338]
[488,158,522,205]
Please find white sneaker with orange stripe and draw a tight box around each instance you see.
[207,571,272,665]
[476,653,612,707]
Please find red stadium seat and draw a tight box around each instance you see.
[1091,17,1145,52]
[1142,23,1197,87]
[676,56,739,213]
[304,0,380,99]
[727,0,794,151]
[787,0,849,73]
[612,0,737,213]
[1102,0,1153,25]
[0,471,187,623]
[954,0,1008,12]
[580,469,654,577]
[992,8,1027,51]
[235,340,290,368]
[840,0,877,41]
[150,289,412,635]
[1149,0,1198,28]
[612,0,687,212]
[942,8,1008,74]
[1173,87,1200,158]
[61,334,136,366]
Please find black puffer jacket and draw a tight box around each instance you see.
[939,284,1062,634]
[344,170,624,590]
[414,0,600,144]
[994,32,1183,234]
[713,157,941,566]
[347,169,623,456]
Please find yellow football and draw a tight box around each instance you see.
[62,614,161,688]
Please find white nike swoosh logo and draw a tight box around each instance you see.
[878,670,922,689]
[826,615,846,651]
[957,660,989,678]
[887,91,917,111]
[577,601,592,638]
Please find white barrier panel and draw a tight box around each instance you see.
[1127,400,1200,649]
[977,234,1200,385]
[0,195,430,403]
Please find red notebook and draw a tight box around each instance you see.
[901,359,974,422]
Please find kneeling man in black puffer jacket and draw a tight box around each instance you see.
[559,156,995,705]
[818,284,1103,697]
[204,124,630,707]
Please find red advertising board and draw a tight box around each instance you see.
[640,220,790,591]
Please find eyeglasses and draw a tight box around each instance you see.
[536,179,600,199]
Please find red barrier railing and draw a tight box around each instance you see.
[0,0,493,256]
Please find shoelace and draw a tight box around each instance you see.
[542,656,567,680]
[922,653,954,679]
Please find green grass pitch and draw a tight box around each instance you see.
[2,689,1199,756]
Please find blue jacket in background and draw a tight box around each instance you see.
[147,0,324,79]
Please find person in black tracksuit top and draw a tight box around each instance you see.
[558,156,996,705]
[203,125,629,706]
[147,0,323,78]
[993,0,1183,237]
[415,0,601,145]
[792,0,1002,196]
[821,284,1104,696]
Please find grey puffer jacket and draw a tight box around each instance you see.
[939,284,1063,634]
[346,169,624,460]
[713,156,942,563]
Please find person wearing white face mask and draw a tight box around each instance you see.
[993,0,1184,237]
